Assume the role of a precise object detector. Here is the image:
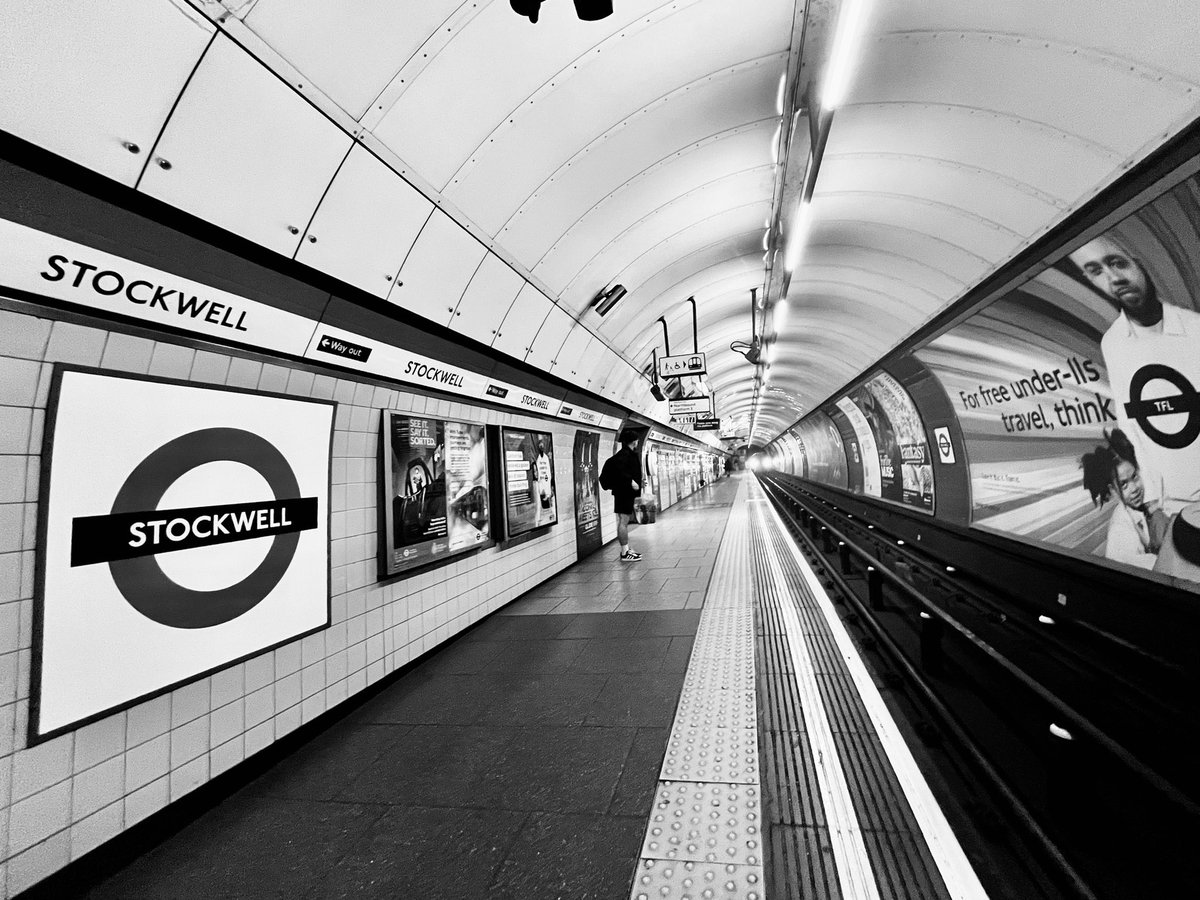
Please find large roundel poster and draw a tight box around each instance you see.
[32,367,334,742]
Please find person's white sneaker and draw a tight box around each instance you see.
[619,550,642,562]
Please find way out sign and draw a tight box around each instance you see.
[658,352,707,378]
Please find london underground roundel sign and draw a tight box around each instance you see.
[33,368,334,741]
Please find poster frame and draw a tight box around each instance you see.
[30,365,335,745]
[498,425,559,540]
[377,410,496,581]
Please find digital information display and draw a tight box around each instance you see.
[381,412,493,577]
[501,428,558,538]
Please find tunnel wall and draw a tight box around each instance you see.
[765,159,1200,601]
[0,298,630,894]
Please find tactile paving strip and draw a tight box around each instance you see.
[641,782,764,865]
[661,726,760,783]
[674,687,756,733]
[632,482,764,899]
[631,859,765,900]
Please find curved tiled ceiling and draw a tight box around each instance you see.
[2,0,1199,447]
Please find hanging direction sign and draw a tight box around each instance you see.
[669,396,713,416]
[657,352,707,378]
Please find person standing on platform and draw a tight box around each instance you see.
[601,431,644,561]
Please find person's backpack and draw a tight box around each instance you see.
[598,456,617,492]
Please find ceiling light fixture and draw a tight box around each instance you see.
[784,201,813,272]
[822,0,872,110]
[591,283,627,316]
[773,299,788,333]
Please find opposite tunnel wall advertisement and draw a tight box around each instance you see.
[501,427,558,538]
[916,168,1200,592]
[381,412,493,577]
[33,368,334,742]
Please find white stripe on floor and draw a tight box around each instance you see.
[760,486,990,900]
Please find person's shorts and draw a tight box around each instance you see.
[613,492,636,516]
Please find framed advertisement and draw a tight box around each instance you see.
[500,427,558,538]
[380,412,493,577]
[573,430,603,559]
[32,367,334,743]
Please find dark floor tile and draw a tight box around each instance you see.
[569,637,673,674]
[87,798,386,899]
[243,724,412,801]
[337,724,514,806]
[414,639,507,675]
[635,609,703,636]
[583,674,685,727]
[464,614,577,643]
[557,611,645,639]
[660,635,696,673]
[485,812,644,900]
[309,805,529,900]
[608,727,671,817]
[479,639,588,673]
[343,674,508,726]
[475,725,636,814]
[477,673,609,726]
[659,576,710,592]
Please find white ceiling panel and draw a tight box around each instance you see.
[242,0,460,119]
[527,304,575,372]
[492,283,552,360]
[372,1,652,189]
[0,1,213,187]
[390,208,487,325]
[138,34,352,257]
[442,3,793,232]
[498,78,780,271]
[451,253,525,346]
[296,144,433,298]
[553,325,594,382]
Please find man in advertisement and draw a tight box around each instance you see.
[1070,234,1200,582]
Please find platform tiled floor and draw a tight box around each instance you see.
[68,478,739,900]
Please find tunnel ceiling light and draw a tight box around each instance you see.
[822,0,872,110]
[766,342,777,364]
[773,299,788,333]
[770,121,783,165]
[776,71,788,115]
[784,200,813,272]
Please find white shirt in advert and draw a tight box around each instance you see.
[1101,302,1200,515]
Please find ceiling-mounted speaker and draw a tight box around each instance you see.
[574,0,614,20]
[650,383,666,402]
[592,284,627,316]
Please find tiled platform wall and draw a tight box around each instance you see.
[0,304,617,897]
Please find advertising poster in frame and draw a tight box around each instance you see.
[501,428,558,537]
[33,367,334,742]
[573,430,603,559]
[916,165,1200,590]
[381,412,492,576]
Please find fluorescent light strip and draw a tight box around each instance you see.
[762,495,991,900]
[823,0,872,110]
[755,497,881,899]
[784,200,813,272]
